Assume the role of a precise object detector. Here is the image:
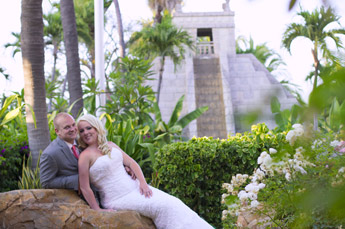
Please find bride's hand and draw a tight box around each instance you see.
[140,183,153,198]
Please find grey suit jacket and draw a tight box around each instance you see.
[40,137,79,190]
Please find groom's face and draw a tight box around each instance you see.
[55,115,78,144]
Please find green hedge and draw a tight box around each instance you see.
[154,123,286,228]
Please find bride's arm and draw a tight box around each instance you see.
[124,152,153,198]
[78,152,106,210]
[109,142,152,198]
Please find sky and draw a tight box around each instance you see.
[1,0,345,102]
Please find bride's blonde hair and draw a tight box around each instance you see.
[77,114,111,156]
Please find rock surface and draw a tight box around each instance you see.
[236,206,272,229]
[0,189,156,228]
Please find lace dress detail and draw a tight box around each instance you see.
[89,148,213,229]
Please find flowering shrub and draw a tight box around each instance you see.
[221,124,345,228]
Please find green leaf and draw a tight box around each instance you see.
[176,106,208,129]
[0,95,18,118]
[153,102,162,122]
[288,0,297,10]
[153,133,168,141]
[270,96,281,113]
[169,125,183,133]
[225,195,238,205]
[168,95,185,127]
[1,107,21,126]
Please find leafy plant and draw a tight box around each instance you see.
[106,57,156,125]
[0,93,35,130]
[270,96,303,131]
[82,78,99,114]
[152,95,208,147]
[0,134,30,192]
[221,124,345,228]
[18,151,42,189]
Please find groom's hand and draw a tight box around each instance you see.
[124,165,136,180]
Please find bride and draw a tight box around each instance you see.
[77,114,213,229]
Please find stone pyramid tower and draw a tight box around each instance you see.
[147,1,297,139]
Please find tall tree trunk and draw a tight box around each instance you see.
[312,48,319,131]
[60,0,84,118]
[157,56,165,104]
[113,0,126,58]
[48,41,58,112]
[154,4,163,24]
[21,0,51,169]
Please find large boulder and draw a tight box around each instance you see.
[0,189,155,228]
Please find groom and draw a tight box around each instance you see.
[40,112,81,191]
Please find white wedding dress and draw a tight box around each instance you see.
[89,148,213,229]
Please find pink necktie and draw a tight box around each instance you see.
[72,145,79,159]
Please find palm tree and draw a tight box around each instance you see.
[60,0,84,118]
[282,6,345,129]
[21,0,51,169]
[148,0,180,24]
[236,35,285,73]
[129,13,194,104]
[113,0,126,58]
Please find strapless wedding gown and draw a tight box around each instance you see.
[89,148,213,229]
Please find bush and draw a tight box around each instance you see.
[221,124,345,228]
[154,123,284,228]
[0,133,30,192]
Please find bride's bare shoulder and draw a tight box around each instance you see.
[107,141,118,148]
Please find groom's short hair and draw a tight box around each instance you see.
[53,112,74,129]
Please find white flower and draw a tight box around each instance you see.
[312,139,322,149]
[247,192,257,200]
[264,154,272,163]
[222,193,230,200]
[286,130,296,144]
[330,140,340,148]
[238,190,248,202]
[258,183,266,189]
[257,151,268,164]
[285,172,291,181]
[339,167,345,173]
[292,123,303,129]
[245,183,259,193]
[294,165,307,174]
[286,124,304,145]
[252,168,265,182]
[250,200,259,208]
[294,152,304,160]
[222,183,230,189]
[269,148,277,154]
[295,147,304,154]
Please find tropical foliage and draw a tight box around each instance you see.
[18,151,42,190]
[282,6,345,91]
[236,36,285,74]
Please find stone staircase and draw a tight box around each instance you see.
[193,57,227,139]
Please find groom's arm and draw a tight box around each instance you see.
[40,153,79,190]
